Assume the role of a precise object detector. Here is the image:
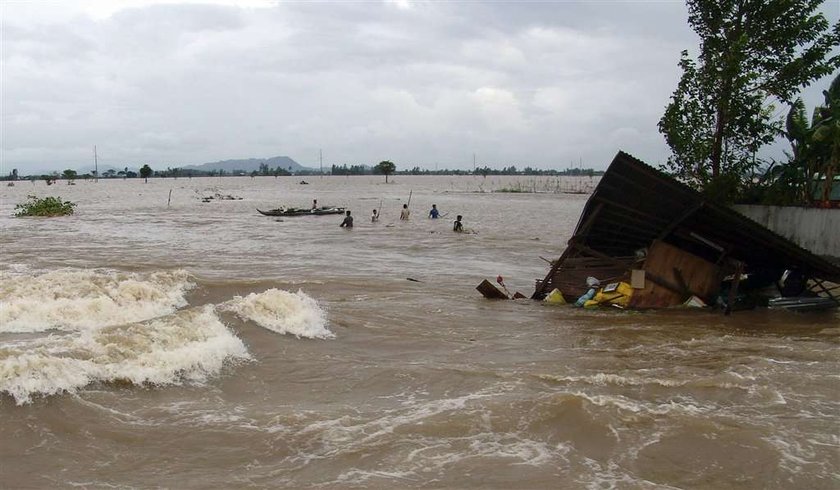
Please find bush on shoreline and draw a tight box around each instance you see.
[14,195,76,217]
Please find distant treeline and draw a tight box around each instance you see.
[6,164,603,180]
[331,164,603,177]
[4,166,298,181]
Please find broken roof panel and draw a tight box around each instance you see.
[536,151,840,298]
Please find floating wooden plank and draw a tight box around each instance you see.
[476,279,509,299]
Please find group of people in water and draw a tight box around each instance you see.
[335,199,464,232]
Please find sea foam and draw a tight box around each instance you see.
[0,268,194,333]
[0,305,250,405]
[221,288,333,339]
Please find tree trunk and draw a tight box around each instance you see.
[710,6,744,181]
[710,104,727,178]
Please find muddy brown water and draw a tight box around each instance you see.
[1,176,837,488]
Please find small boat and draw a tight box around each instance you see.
[768,296,838,312]
[257,207,346,217]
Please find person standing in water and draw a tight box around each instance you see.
[340,210,353,228]
[429,204,440,219]
[311,199,318,210]
[453,215,463,232]
[400,204,410,220]
[371,209,379,222]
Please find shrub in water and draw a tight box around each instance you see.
[14,195,76,217]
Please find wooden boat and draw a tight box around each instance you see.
[257,207,346,217]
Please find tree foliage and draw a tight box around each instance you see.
[14,195,76,217]
[758,73,840,205]
[62,169,77,182]
[374,160,396,183]
[139,164,153,182]
[659,0,840,202]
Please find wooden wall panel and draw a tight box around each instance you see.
[630,240,722,308]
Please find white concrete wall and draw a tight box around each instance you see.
[734,205,840,260]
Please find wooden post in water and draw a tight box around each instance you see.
[725,261,744,316]
[167,189,172,207]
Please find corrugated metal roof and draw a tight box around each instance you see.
[552,151,840,284]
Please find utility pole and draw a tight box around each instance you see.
[319,149,323,178]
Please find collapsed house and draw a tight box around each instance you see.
[532,151,840,311]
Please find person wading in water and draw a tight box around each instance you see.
[453,215,463,232]
[340,210,353,228]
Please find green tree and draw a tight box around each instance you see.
[811,74,840,204]
[781,73,840,204]
[62,169,77,183]
[374,160,396,183]
[139,164,153,183]
[659,0,840,201]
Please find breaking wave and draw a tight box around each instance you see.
[0,306,250,405]
[0,268,194,333]
[221,288,333,339]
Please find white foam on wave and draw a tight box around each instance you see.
[569,391,714,417]
[0,268,194,333]
[537,371,749,392]
[0,305,250,405]
[275,386,568,485]
[221,288,333,339]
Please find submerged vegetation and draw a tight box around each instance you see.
[495,177,596,194]
[14,195,76,217]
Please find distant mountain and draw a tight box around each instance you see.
[181,156,309,173]
[21,156,310,177]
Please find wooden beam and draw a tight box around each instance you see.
[477,279,509,300]
[594,214,664,235]
[533,245,575,298]
[586,193,671,226]
[575,201,605,238]
[809,278,840,304]
[725,262,744,316]
[658,201,703,240]
[573,243,632,268]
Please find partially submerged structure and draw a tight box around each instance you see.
[533,151,840,310]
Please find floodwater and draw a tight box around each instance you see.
[1,175,838,489]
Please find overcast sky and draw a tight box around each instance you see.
[2,0,838,174]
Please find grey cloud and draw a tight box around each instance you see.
[2,1,836,174]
